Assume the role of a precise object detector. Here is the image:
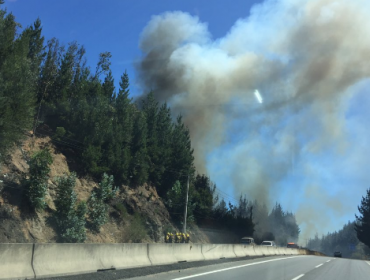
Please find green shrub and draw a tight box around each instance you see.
[114,202,128,220]
[87,173,117,232]
[60,202,87,243]
[163,224,174,235]
[87,192,107,232]
[54,127,66,141]
[125,213,147,243]
[54,173,86,243]
[98,173,118,202]
[27,148,53,210]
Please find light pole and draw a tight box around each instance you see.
[183,175,189,233]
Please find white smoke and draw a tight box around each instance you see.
[137,0,370,241]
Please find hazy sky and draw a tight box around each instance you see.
[4,0,370,242]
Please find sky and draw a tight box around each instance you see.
[3,0,258,96]
[3,0,370,242]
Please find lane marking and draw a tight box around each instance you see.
[367,261,370,266]
[171,256,300,280]
[315,263,323,268]
[326,260,331,263]
[292,274,305,280]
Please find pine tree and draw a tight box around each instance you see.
[54,43,78,102]
[36,38,60,104]
[142,91,160,186]
[81,95,112,176]
[102,70,115,102]
[130,111,149,186]
[355,188,370,248]
[26,18,45,82]
[0,9,36,160]
[193,174,215,219]
[164,115,195,195]
[155,102,173,192]
[112,71,133,184]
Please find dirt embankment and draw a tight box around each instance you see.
[0,135,216,244]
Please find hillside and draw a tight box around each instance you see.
[0,4,301,246]
[0,134,212,243]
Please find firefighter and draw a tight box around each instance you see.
[169,232,173,243]
[165,232,170,243]
[175,232,180,243]
[182,232,186,243]
[186,233,190,243]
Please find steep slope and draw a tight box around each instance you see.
[0,134,210,243]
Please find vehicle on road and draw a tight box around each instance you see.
[287,242,299,248]
[261,241,276,247]
[334,251,342,258]
[240,237,255,245]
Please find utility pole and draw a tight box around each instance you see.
[183,175,189,233]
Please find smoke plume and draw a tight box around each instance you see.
[137,0,370,240]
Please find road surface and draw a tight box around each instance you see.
[124,255,370,280]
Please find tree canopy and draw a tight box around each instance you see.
[355,188,370,249]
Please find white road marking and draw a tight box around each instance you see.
[315,263,323,268]
[367,261,370,266]
[326,260,331,263]
[171,256,299,280]
[292,274,305,280]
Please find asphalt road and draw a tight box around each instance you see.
[125,256,370,280]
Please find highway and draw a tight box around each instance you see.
[125,255,370,280]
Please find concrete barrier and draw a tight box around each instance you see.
[148,243,204,265]
[201,244,236,260]
[267,246,278,255]
[233,245,258,257]
[285,248,295,255]
[254,245,272,256]
[281,247,289,255]
[233,244,245,257]
[291,249,299,255]
[253,245,263,256]
[248,246,258,256]
[276,247,286,255]
[1,243,317,279]
[0,243,34,280]
[33,243,151,278]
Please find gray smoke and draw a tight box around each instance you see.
[137,0,370,241]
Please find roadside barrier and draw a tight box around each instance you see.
[256,245,271,256]
[276,246,286,255]
[267,246,278,255]
[253,245,263,256]
[233,245,259,257]
[0,243,34,280]
[298,249,307,255]
[201,244,236,260]
[32,243,150,278]
[0,243,319,280]
[148,243,204,265]
[283,247,293,255]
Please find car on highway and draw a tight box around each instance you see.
[287,242,299,248]
[240,237,255,245]
[334,251,342,258]
[261,241,276,247]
